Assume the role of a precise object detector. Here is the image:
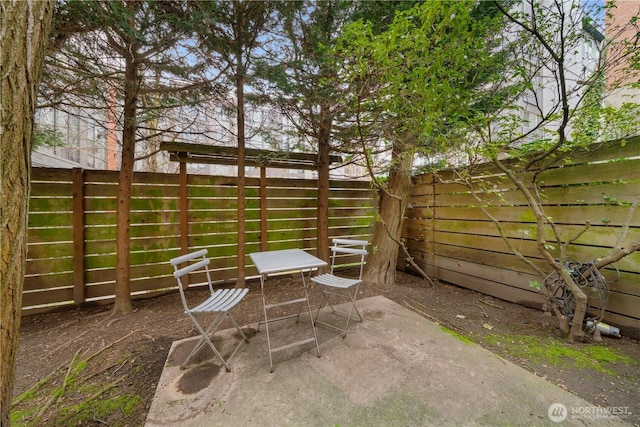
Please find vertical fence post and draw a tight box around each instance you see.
[179,162,188,254]
[72,168,85,305]
[428,173,436,267]
[260,166,268,252]
[179,162,189,287]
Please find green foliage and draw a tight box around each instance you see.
[32,127,66,151]
[334,0,511,161]
[603,194,632,206]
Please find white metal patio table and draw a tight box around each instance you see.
[250,248,327,372]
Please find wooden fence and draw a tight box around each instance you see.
[403,138,640,335]
[25,168,376,314]
[24,139,640,336]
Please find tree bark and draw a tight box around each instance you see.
[1,1,54,423]
[235,31,246,288]
[363,142,414,285]
[316,108,332,267]
[113,9,139,315]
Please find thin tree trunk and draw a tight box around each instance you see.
[316,109,331,267]
[113,25,139,315]
[235,45,246,288]
[0,1,54,423]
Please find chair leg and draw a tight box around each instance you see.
[182,313,230,371]
[347,287,363,322]
[314,286,362,338]
[313,291,328,326]
[182,312,247,372]
[224,314,249,368]
[340,288,362,338]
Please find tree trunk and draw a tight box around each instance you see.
[113,27,139,315]
[1,1,54,423]
[363,142,414,285]
[316,109,332,268]
[235,43,246,287]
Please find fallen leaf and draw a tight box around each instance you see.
[483,323,494,330]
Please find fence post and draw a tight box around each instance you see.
[260,166,268,252]
[179,162,189,287]
[72,168,85,305]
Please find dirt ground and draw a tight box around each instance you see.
[12,270,640,426]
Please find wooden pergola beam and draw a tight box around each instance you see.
[161,141,341,170]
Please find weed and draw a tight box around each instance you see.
[57,393,141,426]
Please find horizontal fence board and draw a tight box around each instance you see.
[188,186,241,198]
[29,197,73,211]
[538,158,640,187]
[27,241,74,259]
[432,183,640,208]
[267,198,319,209]
[606,271,640,296]
[606,291,640,320]
[184,209,246,222]
[422,242,546,275]
[600,311,640,333]
[26,258,73,275]
[432,205,640,227]
[23,272,73,291]
[189,221,241,234]
[130,236,178,252]
[27,227,73,244]
[188,174,238,186]
[22,287,74,308]
[28,213,73,228]
[430,219,632,247]
[412,257,545,307]
[265,187,316,198]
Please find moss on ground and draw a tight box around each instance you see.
[58,393,141,426]
[11,349,143,427]
[482,333,637,376]
[440,326,475,345]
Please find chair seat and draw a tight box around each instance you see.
[191,288,249,314]
[312,273,361,289]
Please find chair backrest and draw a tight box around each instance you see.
[329,239,368,280]
[170,249,214,310]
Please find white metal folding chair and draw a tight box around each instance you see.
[311,239,368,338]
[170,249,249,372]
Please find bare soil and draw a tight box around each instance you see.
[12,271,640,426]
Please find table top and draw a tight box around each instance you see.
[250,249,327,275]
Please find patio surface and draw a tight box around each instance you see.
[145,296,631,427]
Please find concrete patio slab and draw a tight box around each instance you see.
[145,296,631,426]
